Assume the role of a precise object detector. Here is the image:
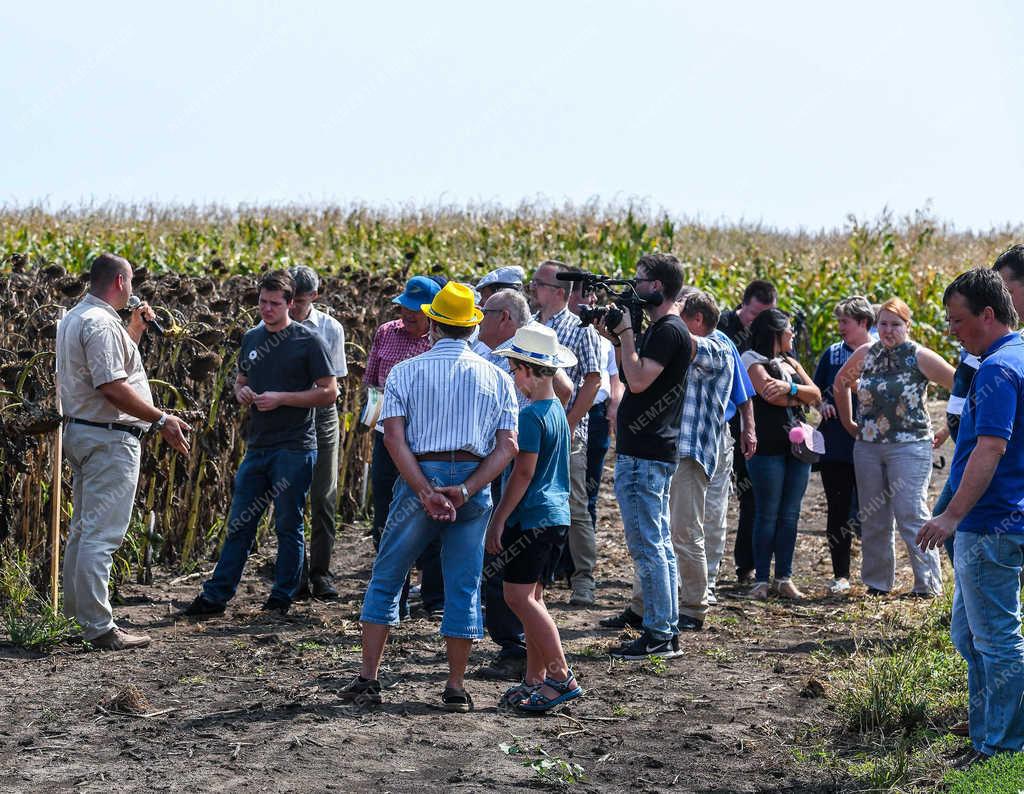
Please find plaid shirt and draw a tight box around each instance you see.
[676,331,735,477]
[537,307,601,443]
[363,319,431,389]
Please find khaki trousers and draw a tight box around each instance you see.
[62,423,142,640]
[568,440,596,592]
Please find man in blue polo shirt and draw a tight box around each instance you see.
[918,267,1024,765]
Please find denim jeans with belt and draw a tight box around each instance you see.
[951,530,1024,756]
[202,446,317,606]
[370,430,444,612]
[614,454,678,640]
[745,453,811,582]
[361,460,492,639]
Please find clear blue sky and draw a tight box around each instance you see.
[2,1,1021,231]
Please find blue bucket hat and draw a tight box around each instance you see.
[393,276,441,311]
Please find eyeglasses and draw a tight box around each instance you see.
[635,277,657,284]
[481,308,505,316]
[530,279,561,290]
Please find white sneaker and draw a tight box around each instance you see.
[706,587,718,606]
[827,577,851,595]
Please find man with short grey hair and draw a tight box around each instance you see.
[288,265,348,600]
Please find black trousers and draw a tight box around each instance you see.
[818,460,859,580]
[370,430,444,611]
[730,417,756,575]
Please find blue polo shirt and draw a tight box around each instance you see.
[949,333,1024,534]
[711,329,754,422]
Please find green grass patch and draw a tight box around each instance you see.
[944,751,1024,793]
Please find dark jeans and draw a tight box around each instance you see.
[730,418,755,575]
[203,447,316,606]
[370,431,444,611]
[585,401,611,529]
[933,478,956,562]
[746,453,812,582]
[482,478,527,658]
[818,460,859,579]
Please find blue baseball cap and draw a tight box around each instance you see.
[393,276,441,310]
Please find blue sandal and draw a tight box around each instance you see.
[498,681,539,709]
[517,672,583,713]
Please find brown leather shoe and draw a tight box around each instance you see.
[90,627,151,651]
[949,720,970,737]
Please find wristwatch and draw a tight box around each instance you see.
[458,483,470,504]
[789,382,799,397]
[152,413,168,432]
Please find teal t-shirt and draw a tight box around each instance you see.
[508,398,571,530]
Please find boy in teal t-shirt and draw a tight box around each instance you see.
[489,326,583,712]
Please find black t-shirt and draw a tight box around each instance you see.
[749,355,807,457]
[238,323,333,450]
[616,315,693,463]
[717,308,753,353]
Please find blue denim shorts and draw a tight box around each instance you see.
[361,460,493,638]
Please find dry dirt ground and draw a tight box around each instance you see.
[0,425,956,793]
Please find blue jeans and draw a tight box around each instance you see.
[933,478,956,562]
[614,454,678,640]
[586,401,611,528]
[370,431,445,613]
[746,454,811,582]
[203,447,317,606]
[951,530,1024,756]
[361,461,492,639]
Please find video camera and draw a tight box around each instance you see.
[555,272,663,335]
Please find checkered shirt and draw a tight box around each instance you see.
[362,319,432,389]
[536,307,601,443]
[676,331,735,477]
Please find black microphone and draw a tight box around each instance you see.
[554,272,588,282]
[126,295,166,336]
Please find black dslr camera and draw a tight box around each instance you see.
[556,272,664,335]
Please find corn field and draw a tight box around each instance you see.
[1,204,1019,586]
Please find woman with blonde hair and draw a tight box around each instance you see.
[834,297,954,596]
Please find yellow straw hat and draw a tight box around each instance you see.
[422,282,484,327]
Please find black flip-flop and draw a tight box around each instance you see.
[442,686,474,713]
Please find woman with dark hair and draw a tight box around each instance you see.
[741,309,822,600]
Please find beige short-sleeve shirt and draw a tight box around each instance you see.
[56,293,153,429]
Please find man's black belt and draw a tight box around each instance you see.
[67,417,146,439]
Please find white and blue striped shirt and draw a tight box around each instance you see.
[382,337,519,457]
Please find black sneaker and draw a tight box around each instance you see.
[261,597,290,616]
[182,594,226,617]
[599,608,643,630]
[336,675,382,706]
[610,632,681,660]
[678,615,704,632]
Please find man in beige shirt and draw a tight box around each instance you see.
[57,253,190,650]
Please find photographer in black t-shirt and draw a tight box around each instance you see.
[594,253,697,660]
[184,270,338,618]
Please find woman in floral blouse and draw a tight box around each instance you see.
[833,298,954,597]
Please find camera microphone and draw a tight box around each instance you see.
[554,272,588,283]
[126,295,166,336]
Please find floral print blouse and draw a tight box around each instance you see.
[856,341,931,443]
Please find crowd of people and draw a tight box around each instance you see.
[55,247,1024,761]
